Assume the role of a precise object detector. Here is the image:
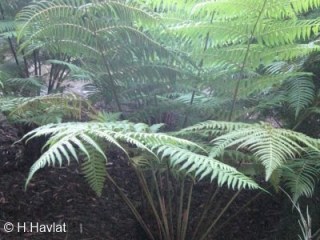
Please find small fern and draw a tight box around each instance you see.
[0,93,94,125]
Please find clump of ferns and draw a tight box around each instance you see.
[20,119,262,240]
[0,93,96,125]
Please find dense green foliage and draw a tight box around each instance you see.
[1,0,320,239]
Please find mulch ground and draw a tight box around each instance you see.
[0,120,286,240]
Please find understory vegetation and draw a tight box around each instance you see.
[1,0,320,239]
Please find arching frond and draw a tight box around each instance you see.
[199,44,320,69]
[16,0,163,57]
[282,158,320,203]
[22,121,259,191]
[156,145,259,189]
[181,121,320,180]
[0,20,16,35]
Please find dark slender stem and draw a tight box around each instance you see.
[134,168,165,238]
[93,28,122,111]
[55,57,70,90]
[48,64,55,94]
[177,179,185,240]
[21,50,29,77]
[0,3,4,19]
[183,12,214,127]
[152,170,170,240]
[55,68,67,90]
[105,172,155,240]
[198,190,242,240]
[312,227,320,238]
[8,38,19,66]
[33,51,38,76]
[166,164,174,240]
[105,62,123,111]
[191,186,220,240]
[211,190,264,236]
[0,3,20,67]
[38,51,42,76]
[182,90,195,127]
[228,0,268,121]
[181,182,193,240]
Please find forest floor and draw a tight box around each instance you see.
[0,118,287,240]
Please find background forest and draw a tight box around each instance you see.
[1,0,320,239]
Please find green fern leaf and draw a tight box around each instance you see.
[286,75,315,118]
[282,159,320,203]
[81,146,107,197]
[156,145,259,189]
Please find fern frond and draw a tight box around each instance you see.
[81,145,107,196]
[156,145,259,189]
[200,44,320,69]
[45,59,94,80]
[181,120,251,133]
[1,93,93,125]
[3,77,43,95]
[16,0,164,57]
[23,121,259,190]
[282,159,320,203]
[211,72,311,99]
[25,133,92,187]
[182,121,320,180]
[286,75,315,118]
[83,1,157,24]
[291,0,320,14]
[16,0,86,41]
[0,20,16,35]
[90,111,122,122]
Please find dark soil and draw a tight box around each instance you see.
[0,119,292,240]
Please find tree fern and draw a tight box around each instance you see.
[143,0,320,120]
[14,0,193,111]
[16,0,162,56]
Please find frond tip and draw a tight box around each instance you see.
[156,145,259,190]
[81,146,107,196]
